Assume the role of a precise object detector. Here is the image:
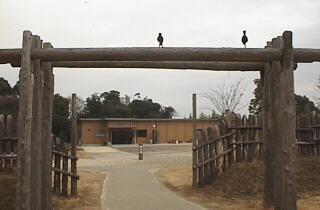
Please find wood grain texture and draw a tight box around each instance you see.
[17,30,34,210]
[41,42,54,210]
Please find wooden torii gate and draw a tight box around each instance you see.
[1,30,320,210]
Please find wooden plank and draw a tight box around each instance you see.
[52,167,80,179]
[0,115,4,167]
[71,93,78,197]
[6,115,14,167]
[54,153,61,194]
[17,30,34,210]
[197,131,205,186]
[4,115,12,169]
[202,130,210,184]
[62,148,68,197]
[207,127,217,182]
[192,93,198,187]
[30,35,43,210]
[194,148,234,168]
[52,150,78,160]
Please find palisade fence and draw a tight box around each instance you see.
[0,113,79,199]
[0,114,18,169]
[52,137,79,197]
[193,111,320,186]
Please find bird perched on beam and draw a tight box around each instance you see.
[157,33,164,48]
[242,30,248,48]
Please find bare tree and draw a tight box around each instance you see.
[202,79,247,114]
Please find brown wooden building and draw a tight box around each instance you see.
[78,118,219,145]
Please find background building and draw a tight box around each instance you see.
[78,118,219,145]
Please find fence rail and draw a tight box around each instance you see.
[193,112,320,187]
[0,114,79,198]
[52,139,79,198]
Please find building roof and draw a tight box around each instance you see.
[79,117,218,122]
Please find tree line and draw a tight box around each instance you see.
[0,77,175,140]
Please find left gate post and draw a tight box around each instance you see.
[17,30,34,210]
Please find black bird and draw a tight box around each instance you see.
[157,33,164,47]
[241,30,248,48]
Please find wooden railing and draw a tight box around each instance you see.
[193,112,320,187]
[52,140,79,198]
[193,126,235,186]
[0,114,18,170]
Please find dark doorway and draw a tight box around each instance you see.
[111,129,133,144]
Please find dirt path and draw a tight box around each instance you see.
[78,144,206,210]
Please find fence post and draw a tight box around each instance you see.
[202,130,210,184]
[17,30,34,210]
[197,131,204,186]
[263,32,297,210]
[30,35,43,210]
[192,93,198,187]
[71,93,78,197]
[62,147,68,197]
[262,40,274,208]
[273,31,297,210]
[41,42,54,210]
[0,115,4,168]
[54,139,61,195]
[6,115,14,168]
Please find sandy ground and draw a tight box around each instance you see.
[155,159,320,210]
[53,171,106,210]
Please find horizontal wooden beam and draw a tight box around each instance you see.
[31,47,283,62]
[40,61,263,71]
[1,48,320,64]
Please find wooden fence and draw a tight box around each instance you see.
[0,114,18,169]
[193,112,320,186]
[0,113,79,199]
[52,138,79,198]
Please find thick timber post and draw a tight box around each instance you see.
[273,31,297,210]
[71,93,78,197]
[263,32,297,210]
[192,93,198,187]
[41,42,54,210]
[262,41,274,208]
[30,35,44,210]
[17,30,34,210]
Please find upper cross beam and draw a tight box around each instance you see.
[1,47,320,64]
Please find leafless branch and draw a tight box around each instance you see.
[202,79,247,114]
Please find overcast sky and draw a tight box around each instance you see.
[1,0,319,118]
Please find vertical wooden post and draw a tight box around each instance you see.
[41,42,54,210]
[17,30,34,210]
[263,32,297,210]
[62,148,68,197]
[54,151,61,194]
[192,93,198,187]
[202,130,210,184]
[6,115,13,168]
[273,31,297,210]
[30,35,43,210]
[197,131,204,186]
[71,93,78,197]
[262,41,274,208]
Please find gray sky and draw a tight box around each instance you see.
[1,0,319,117]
